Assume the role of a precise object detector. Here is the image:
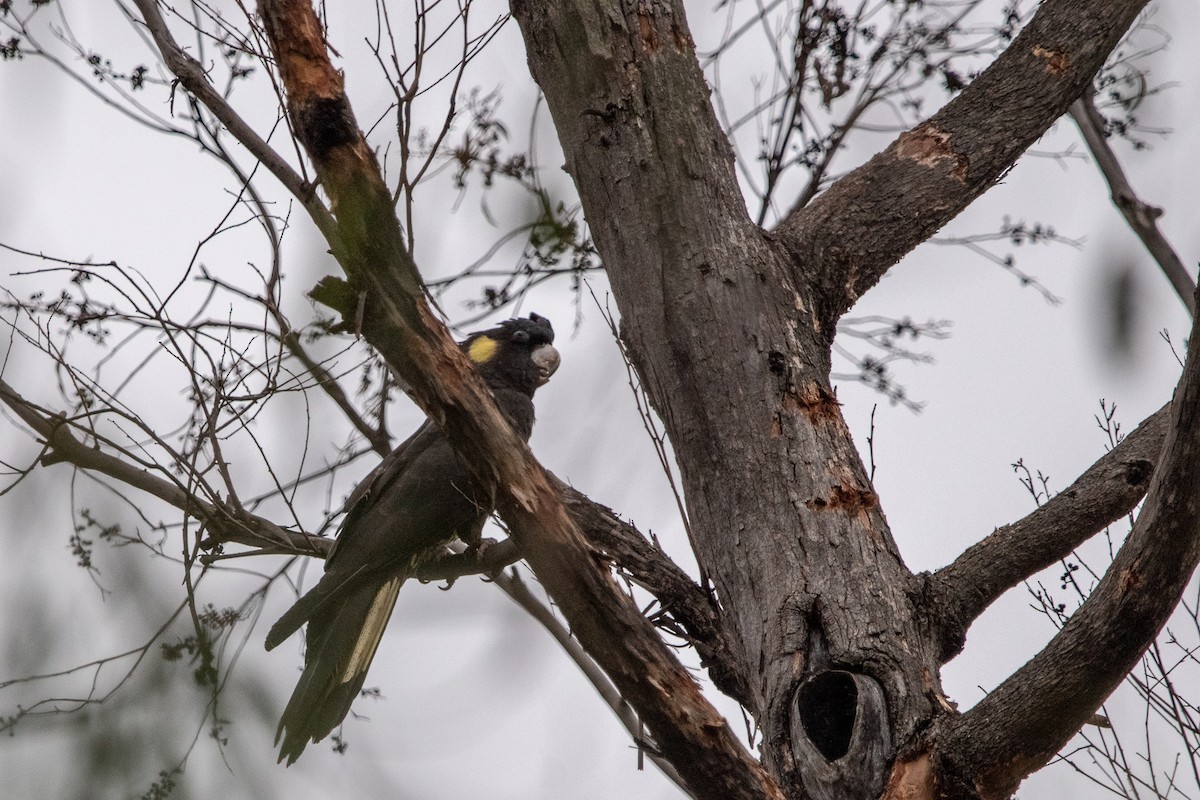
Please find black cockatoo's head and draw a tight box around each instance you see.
[462,313,560,397]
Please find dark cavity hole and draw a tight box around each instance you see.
[797,670,858,761]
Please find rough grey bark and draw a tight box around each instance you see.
[507,0,1198,798]
[509,0,940,794]
[775,0,1152,325]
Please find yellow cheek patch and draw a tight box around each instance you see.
[468,335,498,364]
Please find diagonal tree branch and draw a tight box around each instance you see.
[0,377,325,557]
[557,481,752,708]
[922,404,1167,662]
[224,2,780,797]
[279,329,392,457]
[1069,88,1197,317]
[912,304,1200,799]
[129,0,337,242]
[491,565,695,797]
[774,0,1151,332]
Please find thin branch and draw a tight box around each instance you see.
[1069,88,1196,317]
[0,377,323,557]
[925,403,1168,662]
[280,330,392,456]
[129,0,338,242]
[491,565,695,798]
[930,285,1200,799]
[556,480,751,709]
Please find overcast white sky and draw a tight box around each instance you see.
[2,1,1198,798]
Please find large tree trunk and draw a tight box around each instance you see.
[510,2,939,795]
[507,0,1200,798]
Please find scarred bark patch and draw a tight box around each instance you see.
[784,382,842,423]
[805,482,878,516]
[1119,565,1141,594]
[1032,45,1069,73]
[671,22,691,52]
[895,125,968,182]
[294,95,358,160]
[881,752,934,800]
[637,5,659,52]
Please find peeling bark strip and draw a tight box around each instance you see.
[881,753,934,800]
[637,7,659,52]
[790,382,842,422]
[255,2,780,798]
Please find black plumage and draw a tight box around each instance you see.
[266,314,559,764]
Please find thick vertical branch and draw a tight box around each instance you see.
[247,2,780,797]
[511,5,936,800]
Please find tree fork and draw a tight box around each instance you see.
[510,1,943,797]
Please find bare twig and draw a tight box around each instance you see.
[556,479,751,709]
[0,377,323,557]
[280,330,392,457]
[1070,88,1196,317]
[933,284,1200,798]
[489,564,695,797]
[129,0,338,242]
